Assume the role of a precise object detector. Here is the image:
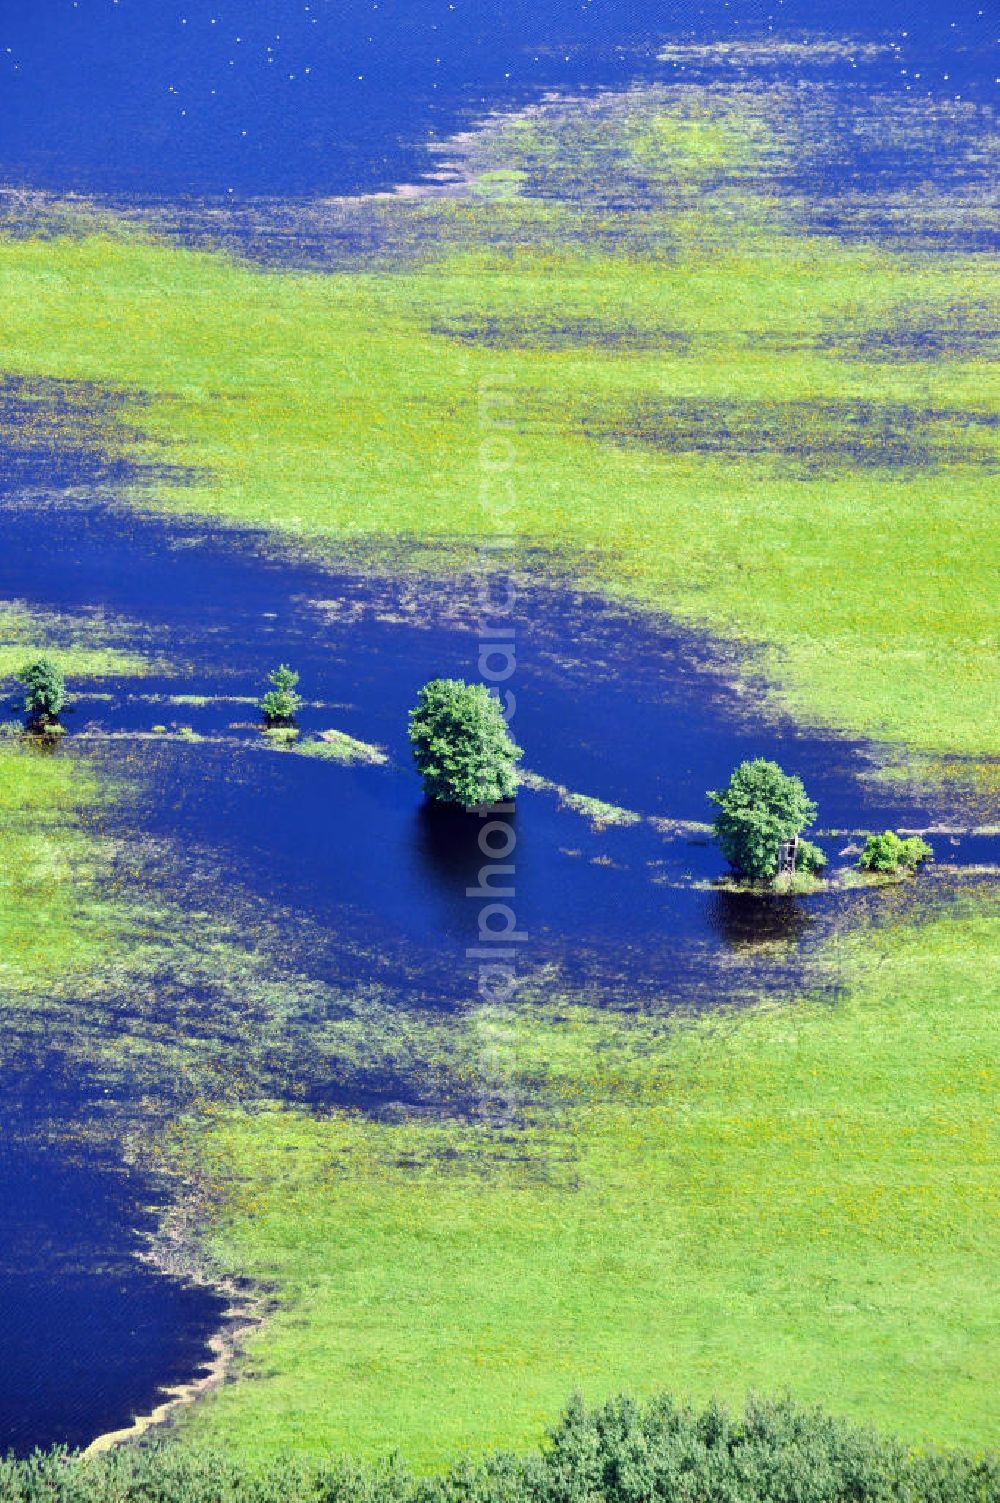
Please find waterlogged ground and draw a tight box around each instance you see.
[1,378,996,1453]
[0,0,997,1465]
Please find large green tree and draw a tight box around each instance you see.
[409,679,521,807]
[708,758,817,882]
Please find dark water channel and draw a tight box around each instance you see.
[0,1069,225,1455]
[4,487,988,1011]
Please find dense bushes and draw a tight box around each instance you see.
[1,1393,996,1503]
[794,838,828,876]
[409,679,521,807]
[858,831,933,874]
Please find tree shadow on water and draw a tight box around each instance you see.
[706,888,815,951]
[413,799,519,890]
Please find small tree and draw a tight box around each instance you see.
[708,758,818,883]
[409,678,522,807]
[259,664,302,725]
[16,656,66,727]
[858,830,932,874]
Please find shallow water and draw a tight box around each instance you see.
[3,488,984,1012]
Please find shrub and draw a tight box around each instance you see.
[858,830,933,874]
[259,663,302,725]
[409,678,521,807]
[0,1393,995,1502]
[795,837,828,875]
[15,656,66,725]
[708,759,818,883]
[899,835,934,869]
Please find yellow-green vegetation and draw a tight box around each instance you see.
[0,91,995,755]
[520,770,642,829]
[0,742,115,994]
[0,602,153,682]
[176,906,999,1464]
[296,728,389,766]
[0,85,995,1472]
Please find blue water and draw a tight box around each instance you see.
[0,1068,226,1455]
[0,0,994,199]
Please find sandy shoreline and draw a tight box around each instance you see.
[82,1295,258,1457]
[82,1182,270,1458]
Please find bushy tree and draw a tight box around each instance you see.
[409,678,521,807]
[16,656,66,726]
[708,758,817,882]
[858,830,932,874]
[259,663,302,725]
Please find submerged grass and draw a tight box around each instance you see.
[295,729,390,766]
[173,906,999,1464]
[0,90,996,754]
[0,602,155,683]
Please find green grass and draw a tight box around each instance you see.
[0,742,117,993]
[0,92,995,754]
[176,906,999,1464]
[0,602,155,682]
[295,729,390,765]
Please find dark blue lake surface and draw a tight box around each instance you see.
[0,1104,226,1454]
[0,0,995,199]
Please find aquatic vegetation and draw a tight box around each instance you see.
[0,601,155,682]
[296,729,389,766]
[409,679,521,807]
[519,772,643,831]
[260,724,300,748]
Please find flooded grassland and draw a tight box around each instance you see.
[0,59,996,1463]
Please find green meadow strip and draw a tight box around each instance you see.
[0,743,117,996]
[0,602,158,683]
[170,905,999,1463]
[0,90,995,756]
